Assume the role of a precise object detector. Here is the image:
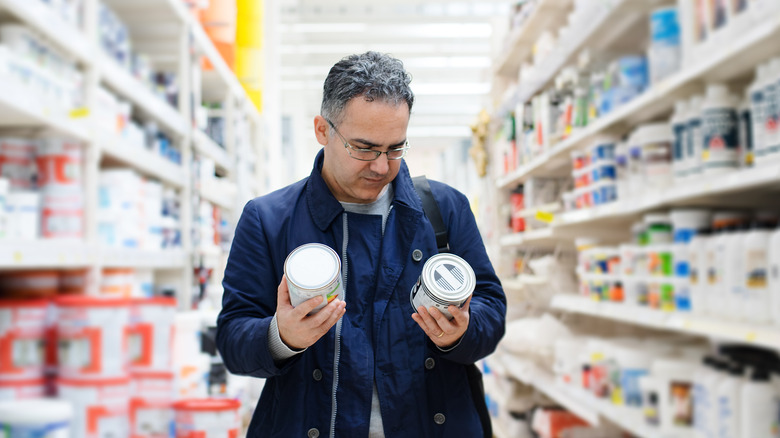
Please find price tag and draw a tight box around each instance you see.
[745,332,757,342]
[13,251,23,264]
[59,254,66,263]
[535,210,555,224]
[69,107,90,118]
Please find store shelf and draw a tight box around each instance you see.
[101,248,188,269]
[193,130,231,172]
[200,179,237,210]
[499,353,665,438]
[102,0,188,25]
[499,228,559,248]
[100,140,186,189]
[493,0,571,79]
[0,78,91,142]
[98,53,187,137]
[556,164,780,230]
[497,12,780,188]
[551,294,780,350]
[0,240,93,268]
[0,0,91,64]
[191,20,243,102]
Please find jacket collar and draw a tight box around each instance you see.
[306,148,424,231]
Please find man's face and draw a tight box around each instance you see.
[316,97,410,204]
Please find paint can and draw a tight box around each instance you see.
[0,399,72,437]
[0,299,48,381]
[130,371,174,438]
[58,376,130,438]
[410,253,475,320]
[173,398,241,438]
[284,243,342,314]
[128,297,177,373]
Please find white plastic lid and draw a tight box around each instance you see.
[285,244,340,289]
[0,399,73,423]
[671,100,688,121]
[633,123,673,144]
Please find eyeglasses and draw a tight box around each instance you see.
[326,119,409,161]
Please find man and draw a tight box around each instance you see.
[217,51,506,437]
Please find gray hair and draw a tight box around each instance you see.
[321,51,414,125]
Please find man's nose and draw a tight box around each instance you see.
[369,153,390,174]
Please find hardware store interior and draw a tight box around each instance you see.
[1,0,780,436]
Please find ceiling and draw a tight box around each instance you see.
[277,0,511,150]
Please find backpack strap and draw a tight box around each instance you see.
[412,175,450,253]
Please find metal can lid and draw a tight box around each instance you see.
[421,253,475,302]
[285,243,341,290]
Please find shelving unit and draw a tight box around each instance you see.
[0,0,266,312]
[488,1,780,436]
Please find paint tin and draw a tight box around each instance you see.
[410,253,476,320]
[284,243,342,314]
[0,399,72,438]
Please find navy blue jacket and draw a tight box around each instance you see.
[217,150,506,437]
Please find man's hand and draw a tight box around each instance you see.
[276,275,347,350]
[411,296,471,348]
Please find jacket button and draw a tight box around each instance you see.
[308,428,320,438]
[425,357,435,370]
[412,249,423,262]
[312,369,322,381]
[434,413,445,425]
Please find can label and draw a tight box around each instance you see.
[285,243,342,314]
[410,253,475,320]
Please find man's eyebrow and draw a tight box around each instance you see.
[350,137,407,149]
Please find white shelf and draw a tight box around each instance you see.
[0,0,92,64]
[102,0,188,25]
[493,0,571,78]
[0,77,91,142]
[99,140,186,189]
[0,240,93,268]
[200,179,237,210]
[98,53,187,137]
[499,228,565,248]
[499,354,666,438]
[497,13,780,188]
[193,130,231,172]
[556,164,780,229]
[190,19,244,102]
[551,294,780,350]
[101,248,188,269]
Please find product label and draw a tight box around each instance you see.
[709,0,729,30]
[644,388,660,425]
[765,83,779,152]
[690,250,700,285]
[702,108,739,168]
[687,119,703,171]
[670,381,694,426]
[752,88,766,155]
[621,369,649,407]
[673,122,687,163]
[746,249,769,289]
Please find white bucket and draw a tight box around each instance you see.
[56,296,130,379]
[40,188,84,239]
[129,297,177,373]
[58,376,130,438]
[130,371,174,438]
[0,398,72,437]
[0,378,46,400]
[0,138,37,190]
[284,243,342,314]
[173,398,241,438]
[35,138,82,189]
[101,268,135,297]
[410,253,475,320]
[0,299,48,380]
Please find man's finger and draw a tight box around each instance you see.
[277,275,293,309]
[293,295,325,317]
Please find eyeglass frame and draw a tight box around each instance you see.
[325,118,409,161]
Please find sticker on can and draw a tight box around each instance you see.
[410,253,475,320]
[285,243,342,314]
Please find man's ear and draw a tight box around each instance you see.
[314,115,329,146]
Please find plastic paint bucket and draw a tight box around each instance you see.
[0,378,46,400]
[129,297,177,373]
[40,188,84,239]
[35,138,82,189]
[172,398,241,438]
[56,296,130,379]
[58,376,130,438]
[284,243,342,314]
[0,399,72,437]
[410,253,475,320]
[0,299,48,380]
[130,371,174,438]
